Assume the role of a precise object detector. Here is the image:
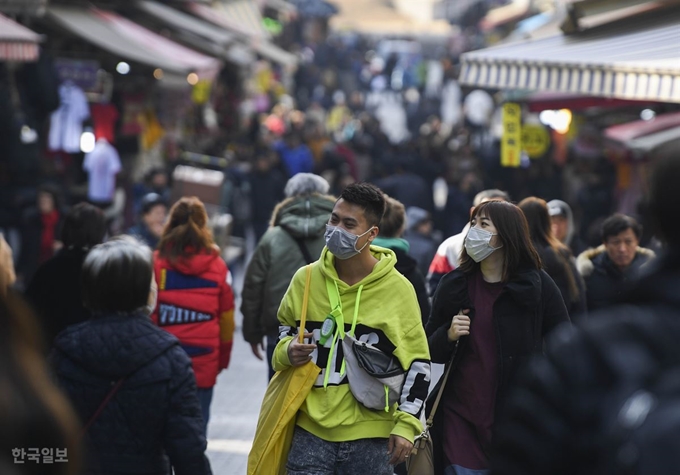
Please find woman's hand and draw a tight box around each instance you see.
[447,309,470,342]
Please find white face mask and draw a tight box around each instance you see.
[465,227,502,262]
[324,224,374,260]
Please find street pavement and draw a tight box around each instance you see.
[206,252,268,475]
[206,321,267,475]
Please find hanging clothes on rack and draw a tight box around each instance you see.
[48,81,90,153]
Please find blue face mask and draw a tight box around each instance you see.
[324,224,375,260]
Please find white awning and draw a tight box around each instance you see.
[460,6,680,103]
[135,0,254,65]
[49,6,221,77]
[189,1,298,66]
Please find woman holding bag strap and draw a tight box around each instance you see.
[424,201,569,475]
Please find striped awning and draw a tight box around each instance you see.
[49,6,221,77]
[0,13,42,61]
[189,0,270,40]
[460,6,680,103]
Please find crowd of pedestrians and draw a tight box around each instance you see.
[1,141,680,474]
[1,33,679,475]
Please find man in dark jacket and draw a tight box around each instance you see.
[373,196,430,326]
[126,193,167,250]
[576,213,655,312]
[491,146,680,475]
[241,173,334,379]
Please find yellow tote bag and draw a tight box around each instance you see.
[247,265,320,475]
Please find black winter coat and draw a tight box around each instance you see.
[25,247,91,346]
[392,247,431,326]
[51,314,211,475]
[491,252,680,475]
[535,243,587,322]
[425,268,569,473]
[577,246,655,312]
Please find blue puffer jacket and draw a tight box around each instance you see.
[51,313,212,475]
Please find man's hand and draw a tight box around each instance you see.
[287,332,316,367]
[250,341,265,361]
[388,435,413,466]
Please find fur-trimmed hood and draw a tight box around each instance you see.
[576,245,656,277]
[269,193,336,239]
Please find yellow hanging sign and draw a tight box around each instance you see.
[501,103,521,167]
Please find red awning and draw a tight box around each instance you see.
[0,13,42,62]
[605,111,680,143]
[604,111,680,157]
[524,92,661,113]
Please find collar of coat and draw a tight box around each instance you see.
[446,267,544,308]
[576,245,656,277]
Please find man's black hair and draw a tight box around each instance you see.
[140,193,168,216]
[61,202,106,249]
[601,214,642,242]
[340,182,386,227]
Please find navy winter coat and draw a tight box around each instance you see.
[51,313,211,475]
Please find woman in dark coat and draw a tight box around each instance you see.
[519,197,587,322]
[50,236,211,475]
[25,203,106,346]
[425,200,569,475]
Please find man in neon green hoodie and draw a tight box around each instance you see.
[273,182,431,474]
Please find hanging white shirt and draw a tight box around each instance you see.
[83,139,121,203]
[48,82,91,153]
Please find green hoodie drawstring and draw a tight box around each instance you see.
[323,279,363,389]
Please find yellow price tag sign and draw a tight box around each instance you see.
[522,124,551,159]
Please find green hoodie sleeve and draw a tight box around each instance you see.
[391,313,432,443]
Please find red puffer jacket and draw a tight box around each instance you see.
[152,248,235,388]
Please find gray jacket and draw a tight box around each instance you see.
[241,194,335,344]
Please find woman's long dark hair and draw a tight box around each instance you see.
[459,200,541,282]
[0,292,80,475]
[157,197,216,262]
[519,197,580,302]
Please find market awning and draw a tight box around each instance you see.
[49,6,221,77]
[188,1,298,66]
[460,6,680,103]
[508,91,662,112]
[0,13,42,61]
[251,39,298,67]
[189,0,270,41]
[605,111,680,156]
[135,0,254,65]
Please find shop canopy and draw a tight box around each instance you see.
[135,0,254,65]
[49,6,221,78]
[189,0,270,41]
[189,1,298,67]
[460,6,680,103]
[0,13,43,62]
[604,111,680,156]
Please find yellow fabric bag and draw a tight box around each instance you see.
[247,265,320,475]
